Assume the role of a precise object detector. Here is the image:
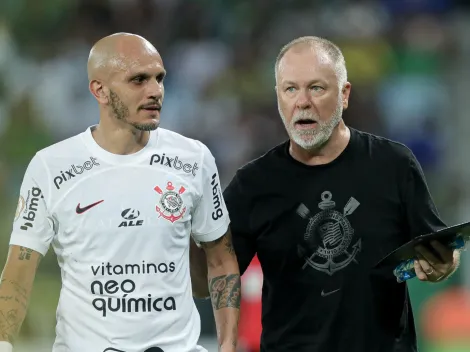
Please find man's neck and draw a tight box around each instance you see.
[92,120,151,155]
[289,121,350,166]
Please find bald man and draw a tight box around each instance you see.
[191,36,460,352]
[0,33,240,352]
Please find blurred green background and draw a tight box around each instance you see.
[1,0,470,351]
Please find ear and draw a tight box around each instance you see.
[341,82,351,110]
[89,80,109,104]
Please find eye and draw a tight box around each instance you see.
[156,73,165,83]
[132,76,146,84]
[310,85,324,92]
[285,87,296,93]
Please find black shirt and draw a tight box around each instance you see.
[223,128,446,352]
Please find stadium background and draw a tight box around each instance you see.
[1,0,470,351]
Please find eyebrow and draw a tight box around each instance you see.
[127,70,167,80]
[281,79,326,86]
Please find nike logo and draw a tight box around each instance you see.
[76,200,104,214]
[321,288,340,297]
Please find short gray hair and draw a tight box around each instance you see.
[275,36,348,89]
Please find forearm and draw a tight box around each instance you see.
[0,278,32,344]
[208,261,241,350]
[0,247,40,345]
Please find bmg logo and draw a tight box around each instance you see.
[211,173,223,220]
[20,187,43,231]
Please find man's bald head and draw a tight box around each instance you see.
[275,36,347,89]
[87,33,162,82]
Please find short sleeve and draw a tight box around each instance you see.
[10,154,55,256]
[191,144,230,243]
[401,150,446,239]
[223,172,256,275]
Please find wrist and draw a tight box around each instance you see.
[219,342,237,352]
[219,347,236,352]
[0,341,13,352]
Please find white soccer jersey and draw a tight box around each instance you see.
[10,126,230,352]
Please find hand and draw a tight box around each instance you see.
[414,240,455,282]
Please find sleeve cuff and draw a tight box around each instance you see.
[9,233,50,256]
[192,216,230,243]
[0,341,13,352]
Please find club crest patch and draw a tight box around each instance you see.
[154,182,186,223]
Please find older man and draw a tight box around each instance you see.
[192,36,459,352]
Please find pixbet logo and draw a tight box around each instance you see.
[20,187,43,231]
[54,157,100,189]
[211,173,223,220]
[149,153,199,176]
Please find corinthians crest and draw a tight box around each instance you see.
[296,191,361,275]
[154,181,186,223]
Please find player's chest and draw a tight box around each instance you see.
[51,171,197,250]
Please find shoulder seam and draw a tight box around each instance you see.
[193,141,206,209]
[353,129,411,151]
[35,153,53,208]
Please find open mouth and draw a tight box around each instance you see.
[295,119,317,129]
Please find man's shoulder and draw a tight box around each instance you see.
[352,128,414,162]
[36,131,88,161]
[24,131,96,193]
[226,141,288,195]
[157,128,207,156]
[237,141,288,177]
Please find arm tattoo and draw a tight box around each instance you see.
[0,309,20,343]
[18,247,33,261]
[209,274,241,310]
[0,280,30,343]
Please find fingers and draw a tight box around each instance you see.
[413,243,454,282]
[414,259,428,281]
[415,244,442,266]
[429,240,454,263]
[417,253,435,274]
[411,241,454,283]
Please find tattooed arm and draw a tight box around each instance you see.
[200,228,240,352]
[0,245,41,346]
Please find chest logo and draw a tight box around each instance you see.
[154,182,186,223]
[297,191,361,275]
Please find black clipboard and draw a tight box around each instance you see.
[375,221,470,268]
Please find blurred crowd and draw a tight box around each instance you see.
[1,0,468,189]
[1,0,470,351]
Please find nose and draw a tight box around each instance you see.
[146,79,163,100]
[296,90,312,110]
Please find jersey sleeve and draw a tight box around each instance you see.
[9,154,55,256]
[223,171,257,275]
[401,150,446,239]
[191,144,230,243]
